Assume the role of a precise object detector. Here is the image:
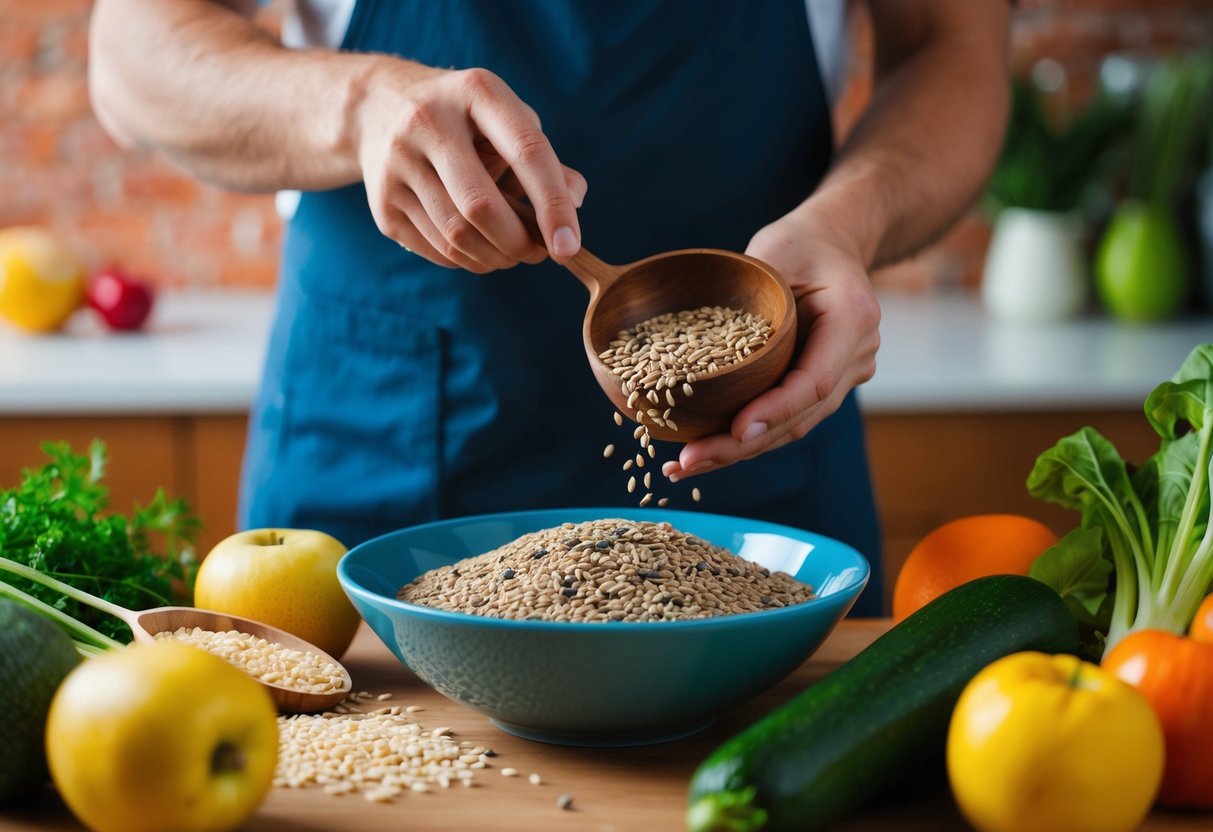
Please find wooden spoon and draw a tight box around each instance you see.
[115,604,352,714]
[509,197,797,441]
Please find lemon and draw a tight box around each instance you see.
[46,640,278,832]
[0,227,85,333]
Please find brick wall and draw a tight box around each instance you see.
[1,1,1209,292]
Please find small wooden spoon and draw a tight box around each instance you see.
[509,197,797,441]
[117,604,352,714]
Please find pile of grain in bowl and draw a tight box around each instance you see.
[397,519,813,622]
[154,626,345,695]
[598,305,773,506]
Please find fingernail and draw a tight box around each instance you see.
[552,226,579,258]
[741,422,768,443]
[688,460,715,473]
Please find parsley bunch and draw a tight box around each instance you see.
[0,440,199,643]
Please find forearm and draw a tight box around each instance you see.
[800,0,1011,269]
[89,0,396,192]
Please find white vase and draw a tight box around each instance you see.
[981,208,1089,324]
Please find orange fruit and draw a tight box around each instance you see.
[892,514,1060,621]
[1189,595,1213,644]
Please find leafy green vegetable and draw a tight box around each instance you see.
[0,441,199,643]
[1029,344,1213,654]
[986,78,1131,213]
[1127,55,1213,206]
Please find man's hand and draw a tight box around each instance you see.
[663,208,880,481]
[356,63,588,273]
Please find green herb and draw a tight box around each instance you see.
[1128,55,1213,206]
[1028,344,1213,655]
[986,78,1131,214]
[0,440,199,643]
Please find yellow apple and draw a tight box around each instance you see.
[195,528,360,659]
[46,640,278,832]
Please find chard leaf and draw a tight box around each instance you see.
[1147,345,1213,439]
[1030,527,1112,618]
[1027,427,1148,548]
[1135,432,1207,570]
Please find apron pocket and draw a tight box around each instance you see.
[270,294,441,543]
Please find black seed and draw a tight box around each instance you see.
[532,548,548,559]
[694,561,709,571]
[595,540,610,549]
[563,537,580,547]
[484,748,497,757]
[562,587,577,597]
[502,569,515,580]
[761,595,774,605]
[451,569,460,577]
[612,527,629,536]
[562,577,575,588]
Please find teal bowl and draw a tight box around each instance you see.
[337,507,869,746]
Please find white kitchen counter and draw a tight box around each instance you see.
[0,289,1209,416]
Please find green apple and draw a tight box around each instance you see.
[1095,200,1189,323]
[195,528,360,659]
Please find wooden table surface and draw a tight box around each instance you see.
[4,620,1210,832]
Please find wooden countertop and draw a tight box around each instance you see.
[4,621,1208,832]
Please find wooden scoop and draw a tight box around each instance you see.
[509,197,797,441]
[114,604,352,714]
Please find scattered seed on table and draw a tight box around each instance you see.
[501,768,519,777]
[692,487,702,502]
[613,411,623,426]
[603,444,615,459]
[557,794,574,810]
[529,773,542,786]
[376,692,392,701]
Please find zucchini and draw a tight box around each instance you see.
[686,574,1080,831]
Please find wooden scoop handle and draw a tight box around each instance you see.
[502,193,620,299]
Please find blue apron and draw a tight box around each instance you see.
[240,0,884,616]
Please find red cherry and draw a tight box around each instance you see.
[87,269,155,331]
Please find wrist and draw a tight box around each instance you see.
[796,157,892,269]
[344,55,445,174]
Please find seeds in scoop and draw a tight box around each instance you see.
[683,383,694,397]
[603,444,615,459]
[155,627,344,695]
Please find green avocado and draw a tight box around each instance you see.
[0,598,81,803]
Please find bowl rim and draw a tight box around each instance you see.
[337,506,870,632]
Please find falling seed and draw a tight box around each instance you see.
[623,459,634,471]
[633,425,645,440]
[639,493,653,507]
[640,433,650,449]
[644,472,652,489]
[647,444,656,458]
[627,476,637,494]
[666,419,678,432]
[613,411,623,426]
[603,444,615,459]
[666,389,676,407]
[692,487,702,502]
[658,498,669,507]
[636,454,645,469]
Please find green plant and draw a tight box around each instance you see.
[1029,344,1213,655]
[0,441,199,645]
[986,78,1131,214]
[1127,54,1213,206]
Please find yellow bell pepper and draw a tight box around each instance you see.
[947,651,1164,832]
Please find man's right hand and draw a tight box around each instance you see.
[355,63,587,273]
